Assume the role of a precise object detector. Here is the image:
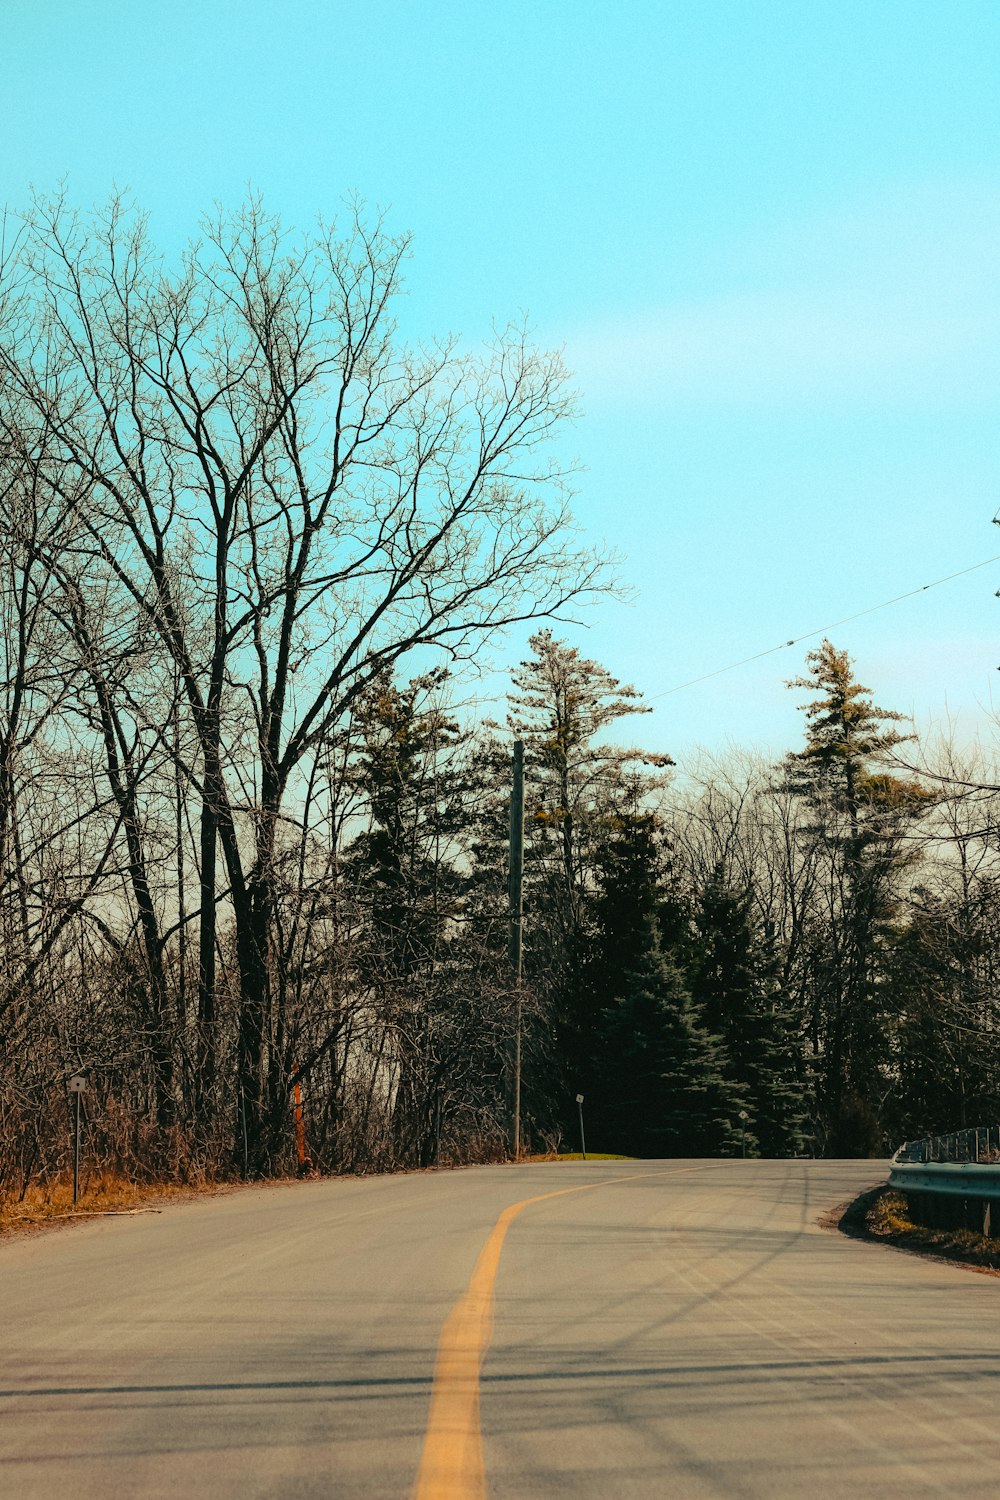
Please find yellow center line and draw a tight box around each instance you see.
[411,1167,703,1500]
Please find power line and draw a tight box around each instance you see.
[649,554,1000,702]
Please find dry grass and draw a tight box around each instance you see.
[1,1152,639,1240]
[0,1170,234,1237]
[866,1188,919,1238]
[856,1186,1000,1274]
[522,1151,635,1162]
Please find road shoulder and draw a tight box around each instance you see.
[824,1179,1000,1278]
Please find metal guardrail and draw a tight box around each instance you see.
[889,1158,1000,1201]
[889,1126,1000,1235]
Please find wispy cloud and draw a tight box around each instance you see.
[564,181,1000,409]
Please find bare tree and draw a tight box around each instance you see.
[0,191,608,1169]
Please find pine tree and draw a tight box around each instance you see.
[785,638,924,839]
[586,815,744,1157]
[481,632,673,1148]
[507,629,671,960]
[343,669,472,1164]
[569,811,662,1132]
[345,667,462,977]
[784,640,931,1152]
[884,888,1000,1142]
[691,868,809,1157]
[602,938,745,1157]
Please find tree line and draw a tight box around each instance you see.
[2,194,999,1196]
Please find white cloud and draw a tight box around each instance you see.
[563,180,1000,409]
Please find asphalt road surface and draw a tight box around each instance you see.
[2,1159,1000,1498]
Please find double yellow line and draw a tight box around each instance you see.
[412,1168,694,1499]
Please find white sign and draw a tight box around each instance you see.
[575,1093,584,1104]
[68,1075,86,1093]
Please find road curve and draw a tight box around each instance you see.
[2,1160,999,1498]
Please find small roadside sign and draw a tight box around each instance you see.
[575,1093,584,1104]
[68,1076,87,1202]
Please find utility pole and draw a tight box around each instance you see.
[508,740,525,1158]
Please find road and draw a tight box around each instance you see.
[2,1159,999,1498]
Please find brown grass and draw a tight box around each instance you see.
[865,1188,920,1238]
[522,1151,635,1162]
[842,1185,1000,1275]
[1,1152,637,1240]
[0,1170,236,1237]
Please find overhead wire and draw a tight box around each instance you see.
[648,554,1000,701]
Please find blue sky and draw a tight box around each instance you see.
[5,1,1000,762]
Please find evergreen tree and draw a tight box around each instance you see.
[569,810,663,1134]
[602,938,745,1157]
[691,868,809,1157]
[467,633,673,1149]
[345,667,462,977]
[507,629,671,963]
[784,640,931,1152]
[586,815,744,1157]
[343,670,476,1164]
[884,887,1000,1142]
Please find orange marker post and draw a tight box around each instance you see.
[293,1068,306,1171]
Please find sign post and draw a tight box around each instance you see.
[738,1108,750,1159]
[576,1093,587,1161]
[69,1075,86,1203]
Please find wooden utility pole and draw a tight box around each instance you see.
[508,740,525,1157]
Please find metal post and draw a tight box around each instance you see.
[576,1093,586,1160]
[739,1108,749,1159]
[73,1089,81,1205]
[508,740,524,1158]
[69,1074,86,1204]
